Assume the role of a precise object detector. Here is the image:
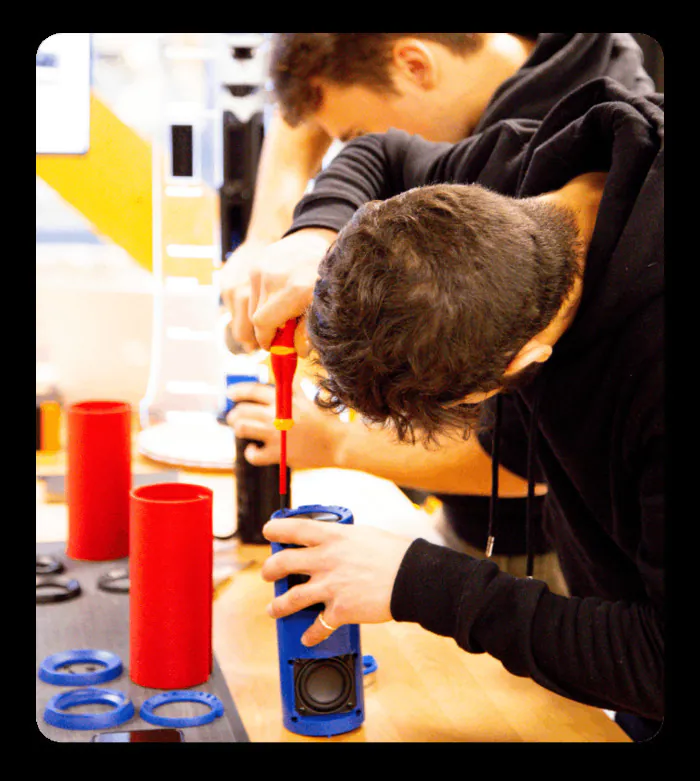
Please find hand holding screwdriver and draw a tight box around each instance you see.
[247,228,338,352]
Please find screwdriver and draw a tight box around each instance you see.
[270,318,298,511]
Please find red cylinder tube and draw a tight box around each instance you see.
[66,400,132,561]
[129,483,213,689]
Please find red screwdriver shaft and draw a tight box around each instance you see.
[270,319,298,510]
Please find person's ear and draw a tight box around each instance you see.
[449,338,553,407]
[504,339,553,377]
[391,39,438,90]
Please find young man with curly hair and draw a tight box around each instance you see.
[255,78,664,741]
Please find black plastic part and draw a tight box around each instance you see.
[36,554,64,576]
[97,567,130,594]
[235,437,291,544]
[226,84,258,98]
[170,125,194,178]
[36,575,82,604]
[220,110,264,262]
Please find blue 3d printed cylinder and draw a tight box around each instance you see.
[270,504,365,737]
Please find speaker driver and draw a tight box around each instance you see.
[294,655,355,715]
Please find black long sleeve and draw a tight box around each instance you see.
[391,534,663,720]
[286,121,539,238]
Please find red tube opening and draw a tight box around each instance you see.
[69,400,131,416]
[130,483,212,504]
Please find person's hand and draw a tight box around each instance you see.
[248,228,338,353]
[261,517,414,647]
[219,241,267,352]
[226,379,348,469]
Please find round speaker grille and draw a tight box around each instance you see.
[295,657,353,714]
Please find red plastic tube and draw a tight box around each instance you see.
[66,400,132,561]
[129,483,213,689]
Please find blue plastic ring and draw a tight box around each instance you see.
[363,654,378,675]
[140,691,225,728]
[271,504,353,525]
[44,687,134,731]
[39,649,123,686]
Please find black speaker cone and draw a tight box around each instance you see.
[294,655,355,715]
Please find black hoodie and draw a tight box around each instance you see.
[285,78,664,721]
[476,33,656,133]
[397,33,656,556]
[439,33,657,558]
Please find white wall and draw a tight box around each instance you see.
[36,241,154,407]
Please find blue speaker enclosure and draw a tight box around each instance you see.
[270,504,365,737]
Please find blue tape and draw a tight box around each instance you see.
[140,691,224,728]
[39,649,123,686]
[44,688,134,731]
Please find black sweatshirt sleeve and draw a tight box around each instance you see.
[285,121,540,237]
[391,540,663,720]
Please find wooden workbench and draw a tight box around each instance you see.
[36,446,630,743]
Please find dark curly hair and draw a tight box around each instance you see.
[307,183,581,445]
[269,33,483,127]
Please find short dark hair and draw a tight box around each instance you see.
[269,33,483,127]
[307,183,581,444]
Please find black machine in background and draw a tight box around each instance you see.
[220,109,265,262]
[219,34,267,263]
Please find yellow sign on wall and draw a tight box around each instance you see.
[36,91,154,272]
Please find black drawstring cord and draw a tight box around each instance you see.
[486,393,503,558]
[525,379,543,578]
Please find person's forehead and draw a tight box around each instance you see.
[311,81,397,141]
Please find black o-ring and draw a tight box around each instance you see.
[36,554,64,576]
[36,575,82,604]
[97,567,130,594]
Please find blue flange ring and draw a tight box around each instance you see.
[271,504,353,525]
[140,691,224,728]
[363,654,378,675]
[39,649,123,686]
[44,687,134,731]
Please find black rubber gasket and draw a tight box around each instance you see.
[36,575,82,604]
[97,567,130,594]
[36,554,64,576]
